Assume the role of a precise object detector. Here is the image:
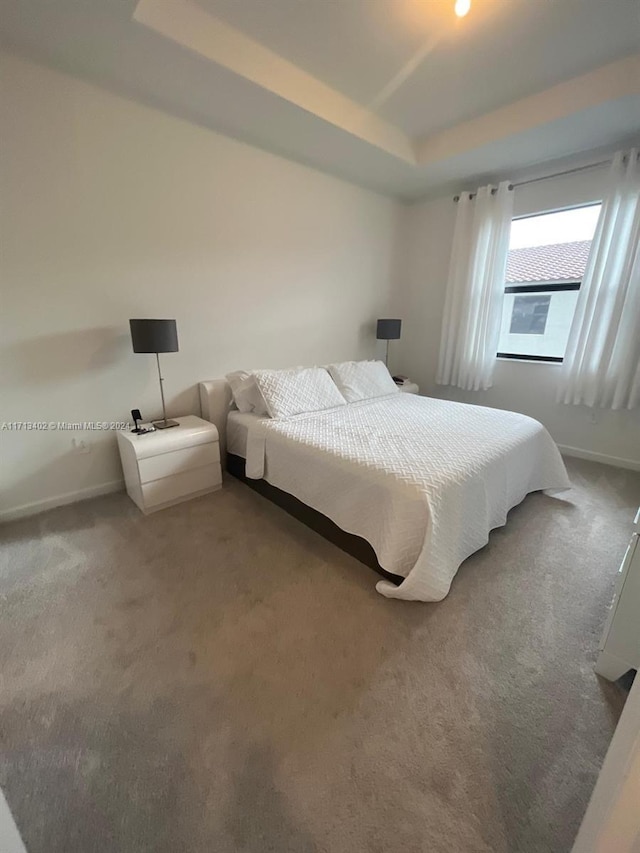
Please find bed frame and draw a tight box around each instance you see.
[198,379,402,586]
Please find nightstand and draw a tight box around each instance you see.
[117,415,221,514]
[398,382,419,394]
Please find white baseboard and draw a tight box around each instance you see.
[558,445,640,472]
[0,480,124,523]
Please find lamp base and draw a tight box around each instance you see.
[153,419,179,430]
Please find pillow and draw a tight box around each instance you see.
[327,360,399,403]
[225,370,269,415]
[252,367,346,419]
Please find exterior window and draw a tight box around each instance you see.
[497,204,601,362]
[509,294,551,334]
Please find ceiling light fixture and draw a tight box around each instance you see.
[455,0,471,17]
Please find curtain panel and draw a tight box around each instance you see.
[436,181,513,391]
[558,149,640,410]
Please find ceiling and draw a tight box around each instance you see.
[1,0,639,199]
[201,0,640,137]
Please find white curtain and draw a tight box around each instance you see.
[558,150,640,410]
[436,181,513,391]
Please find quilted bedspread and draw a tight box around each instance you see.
[244,394,570,602]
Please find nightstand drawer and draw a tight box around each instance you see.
[138,442,220,484]
[142,463,222,508]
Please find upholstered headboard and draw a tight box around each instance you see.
[199,379,233,464]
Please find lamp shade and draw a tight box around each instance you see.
[129,319,179,353]
[376,318,401,341]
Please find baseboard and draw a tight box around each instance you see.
[0,480,124,523]
[558,445,640,472]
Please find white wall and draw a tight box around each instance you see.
[393,168,640,468]
[0,51,401,519]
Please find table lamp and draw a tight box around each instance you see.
[376,319,402,366]
[129,319,179,429]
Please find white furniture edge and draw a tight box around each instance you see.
[594,509,640,681]
[128,474,221,515]
[572,673,640,852]
[0,788,27,853]
[0,479,123,523]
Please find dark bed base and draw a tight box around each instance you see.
[226,453,403,586]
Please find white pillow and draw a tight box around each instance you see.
[327,360,399,403]
[225,370,269,415]
[252,367,346,419]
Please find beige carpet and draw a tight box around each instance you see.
[0,457,638,853]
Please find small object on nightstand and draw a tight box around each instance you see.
[117,415,222,514]
[130,408,155,435]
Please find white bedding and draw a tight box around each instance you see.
[244,393,570,602]
[227,410,266,458]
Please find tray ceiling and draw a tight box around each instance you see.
[1,0,639,199]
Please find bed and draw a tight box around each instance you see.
[199,377,570,602]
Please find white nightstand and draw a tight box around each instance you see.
[117,415,221,514]
[398,382,419,394]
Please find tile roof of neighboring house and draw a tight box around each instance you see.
[506,240,592,283]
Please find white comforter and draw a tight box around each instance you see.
[245,394,570,602]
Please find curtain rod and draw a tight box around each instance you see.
[452,158,611,202]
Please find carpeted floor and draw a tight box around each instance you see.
[0,458,638,853]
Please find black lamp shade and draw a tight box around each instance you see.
[129,319,179,353]
[376,318,401,341]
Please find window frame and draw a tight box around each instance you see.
[496,201,602,364]
[497,280,581,364]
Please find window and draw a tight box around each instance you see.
[497,204,601,362]
[510,294,551,334]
